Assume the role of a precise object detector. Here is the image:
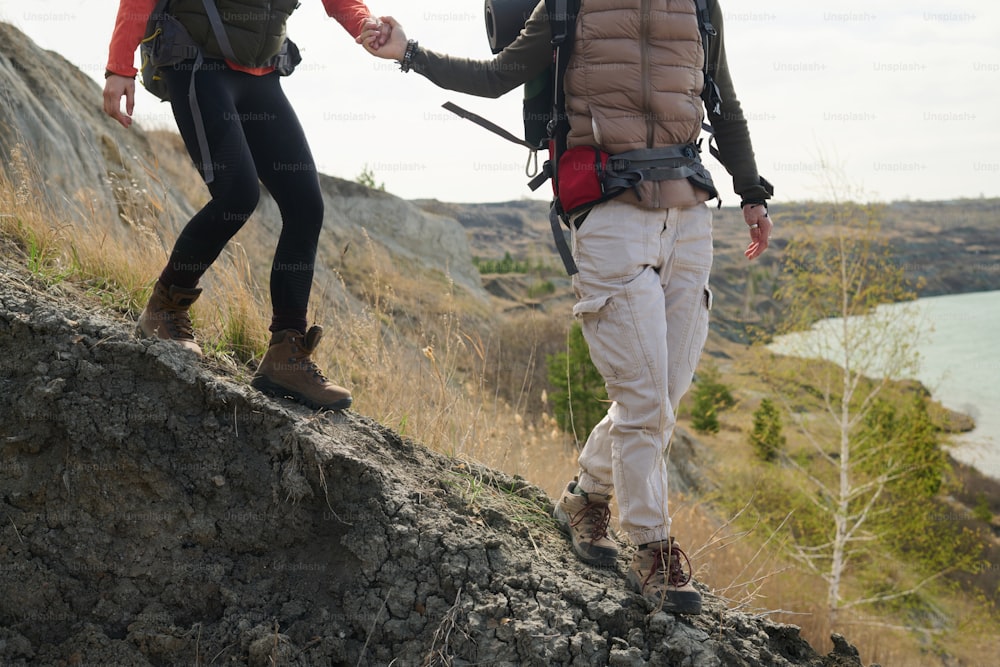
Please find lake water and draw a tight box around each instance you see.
[769,290,1000,480]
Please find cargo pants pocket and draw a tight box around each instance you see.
[573,294,643,386]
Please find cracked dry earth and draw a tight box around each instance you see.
[0,263,866,666]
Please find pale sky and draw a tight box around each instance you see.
[3,0,999,205]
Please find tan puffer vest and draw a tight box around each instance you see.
[564,0,709,209]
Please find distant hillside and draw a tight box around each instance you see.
[416,197,1000,341]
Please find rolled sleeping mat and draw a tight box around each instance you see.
[485,0,540,54]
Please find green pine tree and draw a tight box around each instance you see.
[690,364,734,434]
[691,387,720,434]
[749,398,785,462]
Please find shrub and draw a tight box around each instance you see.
[749,398,785,462]
[690,364,734,434]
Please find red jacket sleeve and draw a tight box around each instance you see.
[321,0,373,38]
[106,0,157,77]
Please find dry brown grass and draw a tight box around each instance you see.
[672,483,948,665]
[308,229,580,488]
[1,143,160,314]
[0,142,272,372]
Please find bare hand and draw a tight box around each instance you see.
[103,75,135,128]
[356,16,407,60]
[742,203,772,260]
[358,17,388,50]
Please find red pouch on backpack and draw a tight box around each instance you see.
[556,145,625,214]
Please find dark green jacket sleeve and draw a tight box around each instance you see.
[705,0,772,203]
[409,2,552,98]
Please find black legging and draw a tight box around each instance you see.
[161,59,322,335]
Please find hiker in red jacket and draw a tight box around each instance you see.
[359,0,773,613]
[102,0,389,411]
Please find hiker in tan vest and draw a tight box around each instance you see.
[359,0,773,612]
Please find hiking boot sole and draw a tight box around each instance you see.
[553,504,619,568]
[627,571,703,614]
[250,375,353,411]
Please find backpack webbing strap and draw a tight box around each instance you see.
[694,0,722,116]
[549,201,578,275]
[187,0,240,184]
[694,0,717,42]
[527,161,553,191]
[441,102,536,150]
[549,0,571,44]
[701,122,721,162]
[545,0,580,274]
[601,144,706,190]
[187,52,217,183]
[200,0,240,63]
[547,0,577,166]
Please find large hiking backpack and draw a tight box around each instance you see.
[448,0,734,274]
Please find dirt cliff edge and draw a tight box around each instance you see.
[0,261,865,666]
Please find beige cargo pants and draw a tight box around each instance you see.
[571,199,713,546]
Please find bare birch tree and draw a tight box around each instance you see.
[765,196,938,621]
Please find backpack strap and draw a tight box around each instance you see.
[694,0,722,116]
[140,1,218,183]
[200,0,240,63]
[441,102,536,150]
[547,201,577,276]
[187,0,241,184]
[543,0,581,274]
[546,0,579,181]
[602,145,705,189]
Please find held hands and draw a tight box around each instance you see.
[358,16,395,52]
[103,75,136,129]
[356,16,407,60]
[742,203,772,260]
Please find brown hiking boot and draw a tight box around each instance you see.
[251,326,352,411]
[553,480,618,567]
[136,281,203,355]
[628,537,702,614]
